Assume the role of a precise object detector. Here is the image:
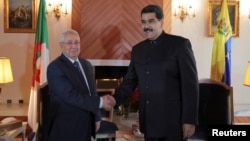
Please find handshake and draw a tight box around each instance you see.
[101,95,116,111]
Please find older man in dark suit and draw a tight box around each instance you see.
[46,29,115,141]
[114,5,199,141]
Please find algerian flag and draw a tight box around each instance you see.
[28,0,49,130]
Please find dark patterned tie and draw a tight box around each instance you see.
[73,61,91,95]
[73,61,81,72]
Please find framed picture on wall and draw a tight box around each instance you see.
[4,0,36,33]
[208,0,239,37]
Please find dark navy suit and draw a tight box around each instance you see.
[46,54,101,141]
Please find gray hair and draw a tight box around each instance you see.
[60,29,79,43]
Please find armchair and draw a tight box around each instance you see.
[37,83,50,141]
[190,78,234,140]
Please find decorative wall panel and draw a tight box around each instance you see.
[72,0,171,59]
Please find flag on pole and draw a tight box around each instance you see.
[210,0,232,86]
[28,0,49,130]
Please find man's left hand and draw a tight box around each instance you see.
[182,123,195,139]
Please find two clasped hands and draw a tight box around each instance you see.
[101,94,116,111]
[95,95,116,131]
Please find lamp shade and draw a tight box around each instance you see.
[244,61,250,86]
[0,57,13,84]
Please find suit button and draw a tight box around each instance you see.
[146,71,150,74]
[146,101,150,104]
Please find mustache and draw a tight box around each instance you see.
[143,28,153,32]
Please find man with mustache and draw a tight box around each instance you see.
[114,4,199,141]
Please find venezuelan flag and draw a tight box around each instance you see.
[210,0,232,86]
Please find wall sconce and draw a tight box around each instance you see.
[173,4,196,22]
[0,57,14,102]
[244,61,250,86]
[46,0,68,20]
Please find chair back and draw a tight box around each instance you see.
[37,83,50,141]
[95,89,118,141]
[190,78,234,140]
[199,78,232,124]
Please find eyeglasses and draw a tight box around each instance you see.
[62,41,80,46]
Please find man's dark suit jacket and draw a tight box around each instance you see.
[46,54,101,141]
[115,31,199,140]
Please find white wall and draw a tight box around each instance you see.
[0,0,249,111]
[172,0,250,109]
[0,0,71,103]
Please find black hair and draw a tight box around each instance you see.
[141,4,164,20]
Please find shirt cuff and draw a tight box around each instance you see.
[99,97,103,108]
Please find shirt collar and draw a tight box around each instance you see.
[63,54,79,64]
[147,31,165,44]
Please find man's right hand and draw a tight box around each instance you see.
[101,95,116,111]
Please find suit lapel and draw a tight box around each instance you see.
[60,54,90,94]
[79,60,95,95]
